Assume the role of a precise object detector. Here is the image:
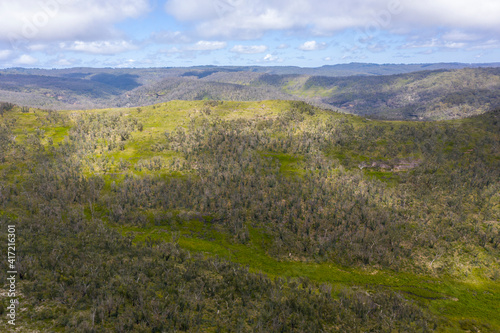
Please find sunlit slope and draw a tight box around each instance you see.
[1,100,499,332]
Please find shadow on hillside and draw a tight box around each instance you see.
[90,73,141,91]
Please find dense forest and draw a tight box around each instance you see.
[1,66,500,120]
[0,100,499,331]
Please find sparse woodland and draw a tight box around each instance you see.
[0,100,499,332]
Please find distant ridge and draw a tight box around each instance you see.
[1,64,500,120]
[3,62,500,77]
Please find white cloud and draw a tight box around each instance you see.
[277,43,289,49]
[402,1,500,31]
[299,41,327,51]
[160,46,182,54]
[60,40,138,54]
[187,41,227,51]
[442,30,481,42]
[164,0,216,21]
[402,38,466,50]
[444,42,466,49]
[0,0,149,43]
[56,58,74,66]
[151,31,192,44]
[164,0,500,41]
[262,54,281,62]
[366,42,387,52]
[323,56,332,61]
[402,31,500,52]
[116,59,137,68]
[230,45,268,54]
[466,39,500,50]
[159,41,227,55]
[28,44,48,51]
[0,50,13,60]
[13,54,38,65]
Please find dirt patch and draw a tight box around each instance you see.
[359,158,422,172]
[392,159,422,172]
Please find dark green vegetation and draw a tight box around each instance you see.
[1,64,500,120]
[0,100,499,332]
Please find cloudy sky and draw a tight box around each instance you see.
[0,0,499,68]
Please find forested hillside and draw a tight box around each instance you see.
[1,101,499,332]
[292,68,500,119]
[1,66,500,120]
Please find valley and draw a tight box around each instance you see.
[2,64,500,120]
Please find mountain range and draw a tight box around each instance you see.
[1,62,500,120]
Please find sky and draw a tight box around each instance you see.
[0,0,499,68]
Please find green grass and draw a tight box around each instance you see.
[364,169,401,186]
[259,152,305,177]
[46,126,71,143]
[110,220,500,331]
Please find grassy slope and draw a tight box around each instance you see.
[1,100,499,332]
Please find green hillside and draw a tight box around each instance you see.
[0,101,499,332]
